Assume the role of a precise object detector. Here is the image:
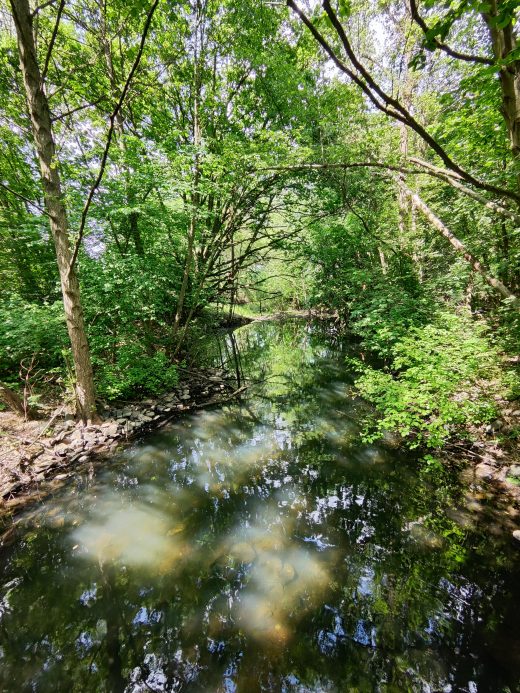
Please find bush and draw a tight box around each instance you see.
[94,345,179,400]
[348,281,431,359]
[355,311,502,448]
[0,297,68,379]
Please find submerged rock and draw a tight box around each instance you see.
[230,542,256,563]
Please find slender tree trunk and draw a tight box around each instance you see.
[397,10,414,243]
[397,123,410,243]
[173,2,203,336]
[402,184,519,304]
[99,8,144,257]
[228,228,236,321]
[10,0,98,422]
[411,206,424,283]
[483,2,520,187]
[378,247,388,274]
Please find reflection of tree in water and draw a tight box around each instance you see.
[0,321,519,691]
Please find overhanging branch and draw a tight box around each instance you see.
[287,0,520,205]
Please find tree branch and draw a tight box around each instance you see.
[51,97,105,122]
[260,159,520,224]
[259,161,423,175]
[408,0,494,66]
[409,156,520,224]
[287,0,520,204]
[0,182,50,216]
[40,0,66,85]
[67,0,159,276]
[402,183,518,303]
[31,0,57,16]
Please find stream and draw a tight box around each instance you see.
[0,319,519,692]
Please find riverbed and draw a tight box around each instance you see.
[0,319,519,691]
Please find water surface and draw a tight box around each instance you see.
[1,320,519,692]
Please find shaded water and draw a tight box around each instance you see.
[1,320,520,692]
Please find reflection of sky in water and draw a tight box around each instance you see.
[71,497,188,571]
[0,321,519,692]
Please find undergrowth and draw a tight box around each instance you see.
[352,310,516,448]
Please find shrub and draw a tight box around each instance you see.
[355,311,502,448]
[94,344,179,400]
[0,297,67,380]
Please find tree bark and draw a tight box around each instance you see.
[173,0,204,337]
[482,1,520,180]
[10,0,98,422]
[402,184,519,304]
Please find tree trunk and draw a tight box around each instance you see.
[397,86,411,243]
[99,10,144,257]
[10,0,98,422]
[483,1,520,185]
[378,247,388,274]
[402,184,519,304]
[173,1,204,337]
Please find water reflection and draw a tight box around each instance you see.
[71,494,189,571]
[222,508,331,646]
[0,320,519,692]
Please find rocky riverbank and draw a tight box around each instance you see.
[0,367,242,515]
[445,403,520,504]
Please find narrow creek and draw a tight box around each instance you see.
[0,320,519,692]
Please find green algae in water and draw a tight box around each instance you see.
[0,320,519,692]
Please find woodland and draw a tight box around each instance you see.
[1,0,520,452]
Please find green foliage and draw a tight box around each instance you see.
[0,298,68,380]
[81,252,178,334]
[0,0,518,425]
[94,345,178,400]
[355,312,502,448]
[80,252,181,400]
[348,280,431,359]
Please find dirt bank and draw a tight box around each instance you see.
[0,367,244,518]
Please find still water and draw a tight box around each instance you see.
[0,320,519,692]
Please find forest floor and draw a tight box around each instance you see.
[441,424,520,502]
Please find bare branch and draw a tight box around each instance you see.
[260,159,520,224]
[409,157,520,224]
[51,97,105,122]
[40,0,65,85]
[259,161,423,175]
[0,182,50,216]
[287,0,520,204]
[31,0,57,16]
